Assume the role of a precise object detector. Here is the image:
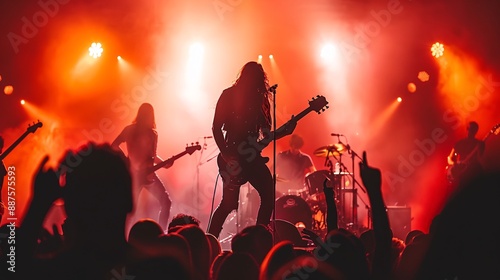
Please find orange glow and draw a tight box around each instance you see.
[435,46,493,124]
[418,71,430,82]
[366,99,401,137]
[20,99,25,105]
[407,83,416,93]
[4,85,14,95]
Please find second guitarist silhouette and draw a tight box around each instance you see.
[112,103,172,232]
[208,61,297,238]
[447,121,485,186]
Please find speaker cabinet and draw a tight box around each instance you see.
[387,206,411,241]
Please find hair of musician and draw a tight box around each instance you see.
[467,121,479,135]
[134,103,156,129]
[289,134,304,149]
[233,61,272,128]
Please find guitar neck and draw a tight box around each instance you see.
[149,151,189,173]
[260,107,314,148]
[0,131,31,161]
[460,132,493,163]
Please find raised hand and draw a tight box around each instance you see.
[359,151,382,193]
[33,156,63,208]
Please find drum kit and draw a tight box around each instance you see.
[272,139,367,237]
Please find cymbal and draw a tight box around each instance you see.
[313,143,348,157]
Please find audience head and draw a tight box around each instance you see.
[210,251,232,280]
[168,213,201,230]
[320,229,370,280]
[215,252,259,280]
[405,229,424,245]
[128,218,164,248]
[260,241,297,280]
[231,224,273,264]
[206,233,222,266]
[176,224,211,280]
[61,142,132,236]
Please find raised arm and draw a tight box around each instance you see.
[359,151,392,280]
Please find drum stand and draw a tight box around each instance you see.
[322,145,370,233]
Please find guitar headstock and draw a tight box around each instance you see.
[491,123,500,135]
[309,95,329,114]
[27,120,43,134]
[186,143,202,155]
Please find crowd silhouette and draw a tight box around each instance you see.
[0,141,498,279]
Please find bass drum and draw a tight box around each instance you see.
[275,195,312,229]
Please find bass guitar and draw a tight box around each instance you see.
[217,95,329,185]
[0,121,43,161]
[446,123,500,184]
[137,143,201,185]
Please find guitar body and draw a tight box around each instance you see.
[216,153,269,185]
[216,95,329,186]
[446,123,500,184]
[446,163,467,184]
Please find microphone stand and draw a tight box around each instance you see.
[270,84,278,245]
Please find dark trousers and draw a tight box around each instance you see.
[130,172,172,230]
[208,162,274,238]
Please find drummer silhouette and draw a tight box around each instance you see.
[275,134,316,196]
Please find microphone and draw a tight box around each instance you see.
[269,84,278,92]
[204,136,213,139]
[331,133,343,137]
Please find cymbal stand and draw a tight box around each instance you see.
[338,147,371,231]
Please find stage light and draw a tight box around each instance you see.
[20,99,25,105]
[258,55,262,59]
[407,83,417,93]
[397,97,402,102]
[189,43,204,57]
[431,42,444,58]
[89,42,103,58]
[117,55,122,60]
[321,43,338,61]
[418,71,430,82]
[269,54,274,59]
[4,85,14,95]
[185,42,205,86]
[0,74,2,82]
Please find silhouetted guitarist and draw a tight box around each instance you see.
[112,103,172,231]
[208,61,297,238]
[447,121,485,185]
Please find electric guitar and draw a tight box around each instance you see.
[0,121,43,161]
[446,123,500,184]
[137,143,201,185]
[217,95,329,185]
